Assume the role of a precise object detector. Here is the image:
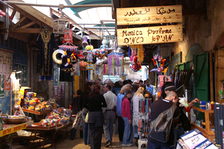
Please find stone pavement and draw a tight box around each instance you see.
[57,135,140,149]
[13,134,141,149]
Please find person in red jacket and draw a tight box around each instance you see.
[121,91,133,147]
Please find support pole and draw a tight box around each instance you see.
[5,1,113,8]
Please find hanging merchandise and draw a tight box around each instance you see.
[150,54,167,73]
[79,61,88,71]
[130,56,142,72]
[63,29,73,44]
[137,97,151,139]
[52,42,82,74]
[100,37,109,49]
[82,36,88,47]
[52,49,65,65]
[86,46,94,63]
[53,16,69,34]
[41,29,52,75]
[131,45,144,64]
[72,62,80,76]
[130,48,137,62]
[107,52,124,75]
[86,63,94,70]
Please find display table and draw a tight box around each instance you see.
[22,108,52,115]
[22,108,52,122]
[0,121,32,149]
[23,122,71,149]
[191,106,215,141]
[0,121,32,137]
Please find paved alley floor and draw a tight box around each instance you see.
[13,135,141,149]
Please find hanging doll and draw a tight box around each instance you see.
[130,56,141,72]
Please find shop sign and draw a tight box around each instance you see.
[117,24,183,45]
[117,5,182,25]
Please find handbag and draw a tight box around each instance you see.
[84,112,89,123]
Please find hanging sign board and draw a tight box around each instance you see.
[117,24,183,45]
[117,5,182,25]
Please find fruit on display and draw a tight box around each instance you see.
[21,92,52,112]
[40,108,72,127]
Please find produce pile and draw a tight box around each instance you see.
[22,92,52,111]
[40,108,72,127]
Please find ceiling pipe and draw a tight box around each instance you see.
[4,1,113,8]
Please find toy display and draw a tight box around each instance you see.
[52,35,115,77]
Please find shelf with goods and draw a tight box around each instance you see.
[191,106,215,141]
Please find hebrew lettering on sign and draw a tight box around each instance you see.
[117,24,183,45]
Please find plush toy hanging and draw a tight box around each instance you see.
[150,54,167,73]
[130,56,141,72]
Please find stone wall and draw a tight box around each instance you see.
[173,0,224,63]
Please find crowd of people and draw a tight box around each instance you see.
[70,79,199,149]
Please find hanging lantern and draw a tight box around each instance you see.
[53,18,69,34]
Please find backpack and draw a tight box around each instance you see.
[149,103,177,143]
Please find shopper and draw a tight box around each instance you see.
[132,87,145,145]
[70,89,83,140]
[121,91,133,147]
[103,84,117,147]
[86,84,107,149]
[71,90,83,114]
[82,82,94,145]
[160,82,175,99]
[112,81,122,95]
[116,84,132,142]
[148,91,191,149]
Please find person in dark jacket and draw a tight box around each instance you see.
[85,84,107,149]
[82,82,95,145]
[148,91,191,149]
[71,90,83,114]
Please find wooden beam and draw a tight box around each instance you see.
[10,9,16,20]
[18,21,36,29]
[8,32,29,42]
[13,16,26,29]
[12,5,53,28]
[13,28,41,33]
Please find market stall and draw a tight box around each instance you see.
[22,107,72,149]
[17,88,72,148]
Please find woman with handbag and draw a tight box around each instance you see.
[85,84,107,149]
